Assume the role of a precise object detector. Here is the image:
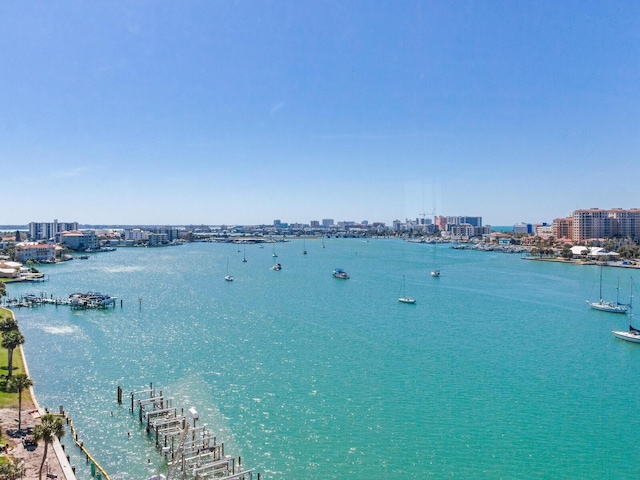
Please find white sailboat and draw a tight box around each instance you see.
[587,266,628,313]
[242,244,247,263]
[224,258,233,281]
[431,240,440,277]
[302,238,307,255]
[398,275,416,304]
[612,278,640,343]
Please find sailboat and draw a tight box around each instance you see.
[612,278,640,343]
[272,246,278,258]
[586,266,628,313]
[430,240,440,277]
[242,245,247,263]
[302,238,307,255]
[224,258,234,281]
[398,275,416,304]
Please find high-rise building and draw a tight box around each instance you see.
[29,220,79,241]
[554,208,640,242]
[322,219,334,227]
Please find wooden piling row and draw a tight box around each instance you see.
[55,413,111,480]
[122,384,257,480]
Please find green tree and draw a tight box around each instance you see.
[33,414,65,480]
[7,373,33,431]
[0,316,18,333]
[0,281,6,300]
[1,330,25,378]
[561,245,573,259]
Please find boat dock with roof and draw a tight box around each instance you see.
[2,292,117,309]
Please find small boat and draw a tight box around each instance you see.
[242,245,247,263]
[431,241,440,277]
[271,263,282,271]
[587,266,628,313]
[398,275,416,304]
[272,246,278,258]
[612,278,639,343]
[302,239,307,255]
[224,258,234,281]
[332,268,349,279]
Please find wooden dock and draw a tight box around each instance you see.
[121,384,259,480]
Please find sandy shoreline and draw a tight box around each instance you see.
[1,308,75,480]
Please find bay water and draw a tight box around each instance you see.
[9,239,640,479]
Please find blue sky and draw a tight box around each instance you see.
[1,1,638,226]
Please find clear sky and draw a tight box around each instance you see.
[1,1,638,227]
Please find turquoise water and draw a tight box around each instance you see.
[9,240,640,479]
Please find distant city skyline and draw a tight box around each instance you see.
[2,2,638,226]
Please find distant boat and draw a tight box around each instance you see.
[224,258,234,281]
[272,246,278,258]
[302,239,307,255]
[271,263,282,271]
[431,241,440,277]
[398,275,416,304]
[332,268,349,279]
[242,245,247,263]
[612,278,640,343]
[587,266,628,313]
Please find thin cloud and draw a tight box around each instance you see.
[55,166,91,179]
[270,102,285,116]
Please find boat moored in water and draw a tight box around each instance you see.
[612,278,639,343]
[332,268,349,279]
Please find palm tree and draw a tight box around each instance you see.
[1,330,25,378]
[0,316,18,333]
[0,281,6,300]
[33,414,65,480]
[7,373,33,431]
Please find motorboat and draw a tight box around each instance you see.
[332,268,349,279]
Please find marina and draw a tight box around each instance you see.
[11,239,640,479]
[2,292,117,309]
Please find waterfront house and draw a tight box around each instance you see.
[14,243,57,263]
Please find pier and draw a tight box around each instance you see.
[121,384,259,480]
[1,292,117,309]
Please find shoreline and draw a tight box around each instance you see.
[1,307,76,480]
[521,256,640,268]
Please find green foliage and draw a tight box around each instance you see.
[0,317,18,333]
[7,373,33,431]
[0,460,21,480]
[1,330,25,378]
[33,414,66,480]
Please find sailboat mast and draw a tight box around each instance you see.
[629,277,634,328]
[599,266,603,301]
